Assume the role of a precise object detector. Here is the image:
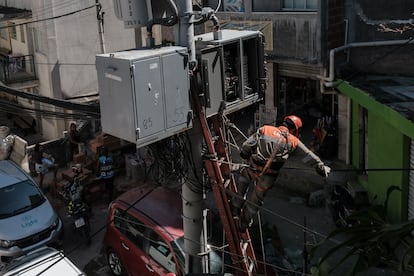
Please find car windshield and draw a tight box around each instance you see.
[172,237,185,270]
[0,180,46,219]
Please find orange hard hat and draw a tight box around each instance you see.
[283,115,302,136]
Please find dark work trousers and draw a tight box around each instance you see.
[101,177,114,203]
[231,167,278,229]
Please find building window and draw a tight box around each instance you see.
[223,0,244,12]
[201,0,245,12]
[0,23,8,39]
[20,25,25,43]
[283,0,317,10]
[33,27,47,55]
[10,23,17,40]
[253,1,279,12]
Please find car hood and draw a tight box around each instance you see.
[3,247,85,276]
[0,201,57,240]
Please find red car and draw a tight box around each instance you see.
[104,183,235,276]
[103,184,185,275]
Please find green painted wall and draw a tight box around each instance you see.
[338,81,412,222]
[337,82,414,138]
[367,114,408,222]
[350,102,360,168]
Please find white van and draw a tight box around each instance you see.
[1,247,84,275]
[0,160,63,267]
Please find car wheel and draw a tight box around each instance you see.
[107,249,126,276]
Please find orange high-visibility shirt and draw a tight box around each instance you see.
[254,125,298,162]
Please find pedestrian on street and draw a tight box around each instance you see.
[29,143,58,191]
[231,115,331,232]
[96,146,115,203]
[68,122,83,160]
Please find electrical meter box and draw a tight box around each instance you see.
[96,46,192,148]
[195,29,265,117]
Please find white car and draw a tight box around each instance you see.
[0,160,63,268]
[1,246,84,276]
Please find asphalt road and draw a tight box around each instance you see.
[46,189,112,275]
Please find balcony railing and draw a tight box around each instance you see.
[0,54,37,84]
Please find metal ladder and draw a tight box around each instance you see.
[192,92,257,275]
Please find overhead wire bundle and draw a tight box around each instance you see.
[0,83,101,122]
[147,132,202,191]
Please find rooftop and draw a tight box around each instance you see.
[349,74,414,121]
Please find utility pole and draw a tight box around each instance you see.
[176,0,196,67]
[175,0,205,274]
[96,0,106,53]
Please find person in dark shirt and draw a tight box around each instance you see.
[29,143,58,191]
[68,123,82,160]
[96,146,115,203]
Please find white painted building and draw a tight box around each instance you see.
[0,0,135,140]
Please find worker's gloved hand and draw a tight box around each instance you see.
[240,149,250,160]
[316,164,331,178]
[231,163,241,171]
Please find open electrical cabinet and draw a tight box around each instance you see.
[195,29,266,117]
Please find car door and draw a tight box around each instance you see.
[112,208,151,276]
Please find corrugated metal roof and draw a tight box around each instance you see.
[349,75,414,120]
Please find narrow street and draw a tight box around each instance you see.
[39,150,341,275]
[2,108,396,275]
[17,142,401,275]
[41,169,142,275]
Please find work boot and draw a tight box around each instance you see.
[239,205,254,232]
[238,216,252,233]
[231,205,241,219]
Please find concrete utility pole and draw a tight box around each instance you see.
[175,0,205,274]
[96,0,106,53]
[176,0,196,67]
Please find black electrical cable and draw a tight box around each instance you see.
[147,134,205,193]
[144,133,204,194]
[57,184,245,275]
[40,175,409,276]
[28,0,86,19]
[0,84,100,114]
[0,3,97,29]
[0,100,100,120]
[146,0,179,33]
[33,62,95,66]
[283,166,414,173]
[0,97,98,118]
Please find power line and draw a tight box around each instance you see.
[0,3,97,29]
[0,100,99,120]
[57,185,306,276]
[33,62,95,66]
[30,1,89,19]
[0,84,99,114]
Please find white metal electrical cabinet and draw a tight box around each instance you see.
[96,46,192,148]
[195,29,266,117]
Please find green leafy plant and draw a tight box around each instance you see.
[310,186,414,275]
